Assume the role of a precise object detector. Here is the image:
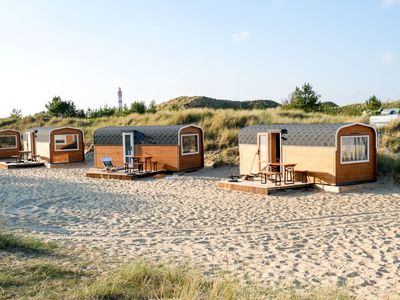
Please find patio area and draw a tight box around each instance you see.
[85,168,162,180]
[217,178,312,195]
[0,159,44,170]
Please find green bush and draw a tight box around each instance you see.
[377,151,400,182]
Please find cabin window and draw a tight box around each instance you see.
[340,135,369,164]
[0,135,17,149]
[54,134,79,151]
[181,134,199,155]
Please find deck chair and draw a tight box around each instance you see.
[101,157,121,172]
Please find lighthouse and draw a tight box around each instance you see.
[117,87,123,110]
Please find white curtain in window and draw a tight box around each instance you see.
[341,136,368,163]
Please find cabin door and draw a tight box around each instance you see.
[122,132,134,164]
[258,132,281,171]
[258,133,270,171]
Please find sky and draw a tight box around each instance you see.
[0,0,399,117]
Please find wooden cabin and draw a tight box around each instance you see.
[93,125,204,172]
[0,129,21,159]
[23,127,85,164]
[239,123,377,186]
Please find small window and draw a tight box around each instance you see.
[340,135,369,164]
[181,134,199,155]
[0,135,17,149]
[54,134,79,151]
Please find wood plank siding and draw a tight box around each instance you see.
[0,130,21,159]
[283,145,336,185]
[49,128,85,164]
[239,144,259,175]
[239,144,336,184]
[178,126,204,171]
[335,124,377,185]
[94,145,179,170]
[136,145,180,171]
[239,124,377,186]
[94,126,204,172]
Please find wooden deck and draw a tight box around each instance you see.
[217,179,313,195]
[85,168,161,180]
[0,161,45,170]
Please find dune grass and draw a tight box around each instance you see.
[0,229,87,299]
[0,230,57,254]
[3,107,400,175]
[0,108,364,152]
[0,230,355,299]
[377,151,400,182]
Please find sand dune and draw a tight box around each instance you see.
[0,166,399,298]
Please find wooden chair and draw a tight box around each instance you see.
[284,166,295,184]
[132,159,144,173]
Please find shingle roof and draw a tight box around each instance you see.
[239,123,352,147]
[94,125,197,145]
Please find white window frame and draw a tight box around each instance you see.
[54,134,79,152]
[122,132,134,163]
[181,134,200,155]
[0,135,18,150]
[340,135,369,164]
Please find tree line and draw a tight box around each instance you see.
[8,84,385,119]
[42,96,158,118]
[282,83,383,115]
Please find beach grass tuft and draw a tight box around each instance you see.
[0,230,356,299]
[0,230,57,254]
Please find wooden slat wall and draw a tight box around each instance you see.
[136,145,180,171]
[283,145,336,184]
[94,145,124,168]
[335,125,377,184]
[0,130,21,159]
[94,126,204,171]
[239,144,259,175]
[94,144,180,171]
[240,143,336,184]
[178,126,204,171]
[49,128,85,163]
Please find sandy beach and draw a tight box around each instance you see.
[1,166,400,298]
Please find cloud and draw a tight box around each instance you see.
[380,52,397,64]
[380,0,400,6]
[232,31,252,42]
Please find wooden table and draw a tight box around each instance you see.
[269,163,296,184]
[127,155,153,173]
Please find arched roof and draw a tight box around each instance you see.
[94,125,202,145]
[239,123,374,147]
[25,127,84,143]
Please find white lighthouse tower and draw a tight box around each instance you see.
[117,87,123,110]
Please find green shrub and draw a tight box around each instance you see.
[377,151,400,182]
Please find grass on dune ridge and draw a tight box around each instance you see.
[0,107,365,151]
[1,107,400,178]
[0,230,353,299]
